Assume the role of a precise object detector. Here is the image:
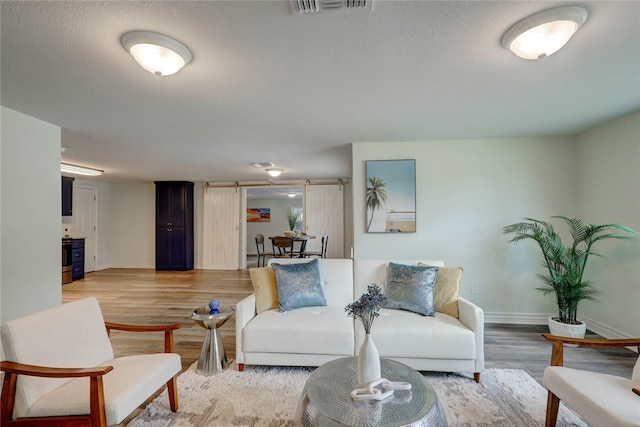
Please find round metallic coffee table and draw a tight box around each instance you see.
[191,306,234,376]
[297,357,446,426]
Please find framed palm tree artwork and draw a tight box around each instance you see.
[365,159,416,233]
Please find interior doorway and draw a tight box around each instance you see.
[242,186,303,268]
[73,186,98,273]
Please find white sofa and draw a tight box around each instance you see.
[236,258,484,381]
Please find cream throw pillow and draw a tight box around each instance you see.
[249,267,278,314]
[418,263,463,318]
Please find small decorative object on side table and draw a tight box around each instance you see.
[191,304,234,376]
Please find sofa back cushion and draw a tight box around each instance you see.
[354,260,445,299]
[268,258,354,307]
[1,297,114,415]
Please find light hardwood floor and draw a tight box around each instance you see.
[61,267,638,424]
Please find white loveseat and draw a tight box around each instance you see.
[236,258,484,381]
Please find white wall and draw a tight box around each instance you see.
[108,182,156,268]
[1,107,61,322]
[352,137,577,320]
[576,110,640,338]
[246,198,303,254]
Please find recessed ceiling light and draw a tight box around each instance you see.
[502,6,588,60]
[122,31,192,76]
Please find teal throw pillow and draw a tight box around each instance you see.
[384,262,438,316]
[271,259,326,312]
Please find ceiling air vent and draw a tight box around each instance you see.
[291,0,373,14]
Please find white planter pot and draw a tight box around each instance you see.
[548,316,586,344]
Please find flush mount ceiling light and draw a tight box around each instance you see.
[266,168,284,177]
[121,31,193,76]
[501,6,588,60]
[287,192,296,198]
[61,163,103,176]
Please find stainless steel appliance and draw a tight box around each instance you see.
[62,238,73,284]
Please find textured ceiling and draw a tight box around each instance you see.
[1,1,639,183]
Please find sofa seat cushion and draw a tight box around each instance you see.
[360,309,476,360]
[544,366,640,427]
[22,353,181,425]
[243,306,354,356]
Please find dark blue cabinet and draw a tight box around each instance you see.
[155,181,194,271]
[71,238,84,280]
[62,176,74,216]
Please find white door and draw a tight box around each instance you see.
[304,184,344,258]
[73,187,98,272]
[203,187,240,270]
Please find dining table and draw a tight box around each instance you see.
[269,234,316,258]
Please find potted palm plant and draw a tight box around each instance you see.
[502,216,638,338]
[285,207,301,236]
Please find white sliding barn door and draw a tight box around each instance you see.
[203,187,240,270]
[304,184,344,258]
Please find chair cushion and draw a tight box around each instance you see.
[544,366,640,427]
[272,259,327,312]
[384,262,437,316]
[249,266,278,314]
[243,306,353,356]
[1,297,114,417]
[22,353,181,425]
[357,308,476,359]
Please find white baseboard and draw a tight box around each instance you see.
[484,312,550,325]
[485,312,637,344]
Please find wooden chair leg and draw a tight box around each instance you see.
[89,375,107,427]
[473,372,480,383]
[167,376,179,411]
[545,391,560,427]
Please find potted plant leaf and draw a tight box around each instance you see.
[285,207,301,236]
[502,216,638,338]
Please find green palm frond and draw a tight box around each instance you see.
[503,216,638,323]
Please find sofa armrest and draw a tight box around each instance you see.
[104,322,182,353]
[458,297,485,373]
[235,294,257,364]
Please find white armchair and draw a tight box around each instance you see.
[1,297,182,426]
[542,333,640,427]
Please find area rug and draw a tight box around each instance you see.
[128,363,586,427]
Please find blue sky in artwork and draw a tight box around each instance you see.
[367,160,415,211]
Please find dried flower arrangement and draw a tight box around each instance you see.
[345,284,388,334]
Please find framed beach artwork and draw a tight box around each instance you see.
[365,159,416,233]
[247,208,270,222]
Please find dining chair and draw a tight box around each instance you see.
[271,236,294,258]
[306,234,328,258]
[254,234,274,267]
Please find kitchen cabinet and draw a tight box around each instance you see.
[71,238,85,280]
[62,176,74,216]
[155,181,194,271]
